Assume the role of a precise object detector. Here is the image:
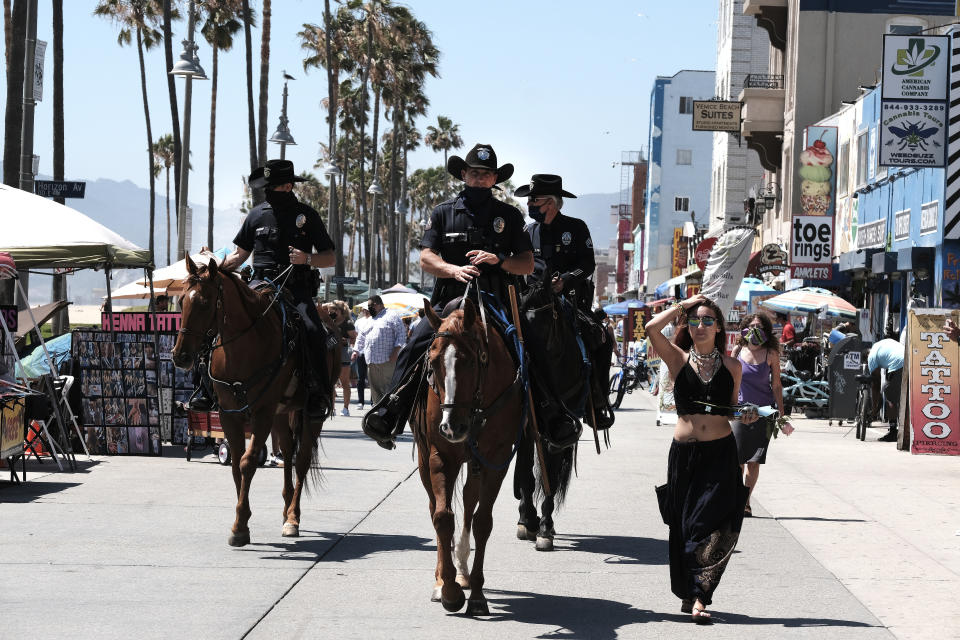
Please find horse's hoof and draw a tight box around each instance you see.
[228,531,250,547]
[465,598,490,616]
[282,523,299,537]
[455,574,470,589]
[535,535,554,552]
[516,524,536,541]
[441,591,466,613]
[431,586,442,602]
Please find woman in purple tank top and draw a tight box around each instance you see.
[730,313,795,516]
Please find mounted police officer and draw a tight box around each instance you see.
[362,143,534,449]
[516,174,596,310]
[219,159,336,420]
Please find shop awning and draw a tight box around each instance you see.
[654,273,687,298]
[838,248,880,273]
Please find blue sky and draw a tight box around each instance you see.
[3,0,719,213]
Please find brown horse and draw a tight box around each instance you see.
[171,256,338,546]
[413,298,524,616]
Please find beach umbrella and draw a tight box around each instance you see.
[602,299,644,316]
[735,277,776,303]
[381,282,417,294]
[760,286,856,319]
[354,291,430,318]
[137,247,249,291]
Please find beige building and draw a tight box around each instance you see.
[740,1,955,250]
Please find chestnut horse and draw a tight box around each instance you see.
[171,256,338,546]
[413,298,524,616]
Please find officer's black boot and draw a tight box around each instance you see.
[188,356,214,411]
[533,396,582,452]
[362,360,425,450]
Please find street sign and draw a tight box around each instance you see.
[34,40,46,102]
[330,275,358,284]
[34,180,86,198]
[692,100,741,132]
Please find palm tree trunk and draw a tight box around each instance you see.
[162,0,181,213]
[137,27,157,260]
[3,0,25,189]
[207,43,219,250]
[4,0,11,66]
[51,0,67,334]
[371,87,382,285]
[256,0,270,166]
[387,105,401,282]
[241,0,258,198]
[400,139,410,282]
[323,0,343,296]
[165,167,171,264]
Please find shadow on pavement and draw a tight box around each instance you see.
[0,480,82,502]
[705,610,879,628]
[773,516,868,523]
[241,531,434,563]
[557,533,668,565]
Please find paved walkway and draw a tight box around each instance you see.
[0,388,957,639]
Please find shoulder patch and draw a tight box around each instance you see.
[585,237,593,249]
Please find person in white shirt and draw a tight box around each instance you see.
[352,296,407,403]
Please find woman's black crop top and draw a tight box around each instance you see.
[673,358,735,417]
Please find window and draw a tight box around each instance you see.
[679,97,694,114]
[674,196,689,212]
[837,141,849,196]
[856,132,869,188]
[886,17,926,35]
[676,149,692,165]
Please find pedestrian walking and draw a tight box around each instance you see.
[323,300,357,416]
[353,307,371,409]
[646,294,756,624]
[730,313,794,517]
[352,295,406,404]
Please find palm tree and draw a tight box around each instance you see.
[256,0,270,166]
[201,0,243,249]
[424,115,463,166]
[161,0,181,213]
[152,134,176,264]
[240,0,257,177]
[3,0,26,189]
[94,0,164,259]
[51,0,68,333]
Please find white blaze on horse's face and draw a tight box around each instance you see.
[439,344,458,440]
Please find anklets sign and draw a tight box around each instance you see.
[792,125,838,280]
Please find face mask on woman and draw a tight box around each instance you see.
[742,326,766,346]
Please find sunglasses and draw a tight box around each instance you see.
[688,316,717,328]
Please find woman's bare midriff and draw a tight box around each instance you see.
[673,414,733,443]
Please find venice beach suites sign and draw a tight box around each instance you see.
[692,101,742,132]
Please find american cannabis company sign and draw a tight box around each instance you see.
[882,35,949,101]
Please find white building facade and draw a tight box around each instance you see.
[643,70,716,292]
[711,0,769,230]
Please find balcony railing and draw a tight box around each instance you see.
[743,73,784,90]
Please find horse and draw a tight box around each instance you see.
[171,255,338,547]
[513,283,615,551]
[412,297,524,616]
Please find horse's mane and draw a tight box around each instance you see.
[185,265,271,309]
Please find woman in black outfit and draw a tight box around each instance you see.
[646,294,757,623]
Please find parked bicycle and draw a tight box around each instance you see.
[608,355,650,410]
[779,358,830,418]
[853,366,876,441]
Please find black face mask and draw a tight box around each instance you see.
[265,189,298,209]
[463,185,492,205]
[528,205,546,222]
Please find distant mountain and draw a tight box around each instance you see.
[559,190,628,252]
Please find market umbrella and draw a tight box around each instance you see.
[381,282,417,294]
[354,291,429,318]
[759,286,856,319]
[602,299,644,316]
[137,247,249,291]
[735,277,776,303]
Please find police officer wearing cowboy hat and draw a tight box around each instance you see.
[516,174,596,311]
[219,159,337,419]
[362,143,534,449]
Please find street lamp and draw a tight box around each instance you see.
[170,0,207,261]
[323,162,342,297]
[269,72,296,159]
[396,199,408,283]
[761,182,781,211]
[367,178,384,296]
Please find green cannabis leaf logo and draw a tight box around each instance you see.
[892,38,940,76]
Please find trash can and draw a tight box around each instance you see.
[827,335,863,420]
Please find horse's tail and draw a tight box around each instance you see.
[534,444,576,507]
[293,410,324,494]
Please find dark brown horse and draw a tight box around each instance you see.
[413,298,524,616]
[171,256,338,546]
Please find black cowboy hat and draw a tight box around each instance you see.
[249,159,307,189]
[514,174,577,199]
[447,143,514,184]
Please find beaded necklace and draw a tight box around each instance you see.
[689,345,721,384]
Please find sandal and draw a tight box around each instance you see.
[744,504,753,517]
[681,599,693,614]
[691,604,712,625]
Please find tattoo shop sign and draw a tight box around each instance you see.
[908,309,960,455]
[879,101,946,167]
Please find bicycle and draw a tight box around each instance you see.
[853,367,875,441]
[608,355,650,410]
[779,358,830,418]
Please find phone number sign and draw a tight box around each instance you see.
[879,101,946,167]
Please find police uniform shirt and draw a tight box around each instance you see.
[525,212,595,287]
[420,193,532,300]
[233,199,335,272]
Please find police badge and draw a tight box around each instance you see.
[493,217,505,233]
[263,167,271,178]
[477,148,490,161]
[561,231,572,245]
[296,214,306,228]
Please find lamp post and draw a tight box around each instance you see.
[269,72,296,160]
[395,199,408,283]
[323,162,343,298]
[367,178,384,297]
[170,0,207,261]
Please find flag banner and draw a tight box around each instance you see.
[699,226,755,320]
